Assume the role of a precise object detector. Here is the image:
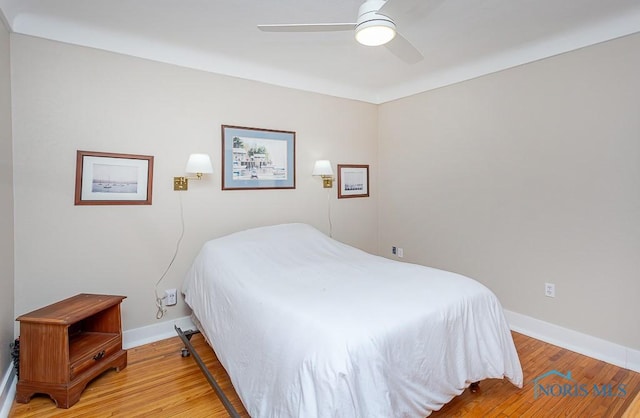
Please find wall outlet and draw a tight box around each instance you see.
[165,288,178,306]
[544,283,556,298]
[397,247,404,258]
[392,246,397,255]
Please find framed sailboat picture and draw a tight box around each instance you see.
[74,150,154,205]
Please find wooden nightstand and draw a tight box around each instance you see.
[15,293,127,408]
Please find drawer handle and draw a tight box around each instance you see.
[93,350,106,361]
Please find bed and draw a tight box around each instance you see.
[182,223,523,417]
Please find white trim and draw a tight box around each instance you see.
[5,8,640,104]
[504,309,640,373]
[122,315,195,349]
[0,366,16,418]
[375,11,640,103]
[0,9,10,32]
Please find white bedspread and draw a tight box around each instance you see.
[182,223,523,417]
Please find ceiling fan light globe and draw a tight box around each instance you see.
[355,20,396,46]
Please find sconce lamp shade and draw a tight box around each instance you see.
[312,160,334,188]
[174,153,213,191]
[312,160,334,176]
[185,153,213,174]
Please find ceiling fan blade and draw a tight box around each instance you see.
[385,32,423,64]
[258,23,356,33]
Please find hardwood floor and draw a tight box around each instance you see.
[622,391,640,418]
[431,332,640,418]
[9,331,640,417]
[10,333,249,418]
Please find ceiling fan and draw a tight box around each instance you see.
[257,0,426,64]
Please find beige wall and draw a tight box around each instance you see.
[379,33,640,350]
[8,28,639,355]
[0,18,14,370]
[10,35,378,330]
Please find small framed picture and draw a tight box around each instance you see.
[221,125,296,190]
[74,150,154,205]
[338,164,369,199]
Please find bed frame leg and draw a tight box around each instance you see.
[470,381,480,393]
[178,328,200,357]
[175,325,241,418]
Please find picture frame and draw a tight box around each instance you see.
[338,164,369,199]
[221,125,296,190]
[74,150,154,205]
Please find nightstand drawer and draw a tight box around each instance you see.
[70,335,122,380]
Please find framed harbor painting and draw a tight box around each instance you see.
[221,125,296,190]
[74,150,154,205]
[337,164,369,199]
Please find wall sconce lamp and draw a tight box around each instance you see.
[312,160,334,188]
[174,153,213,191]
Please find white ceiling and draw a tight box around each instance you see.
[1,0,639,104]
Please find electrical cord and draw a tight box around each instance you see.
[154,193,185,319]
[327,187,333,238]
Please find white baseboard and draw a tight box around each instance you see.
[504,309,640,373]
[0,366,16,418]
[122,315,195,349]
